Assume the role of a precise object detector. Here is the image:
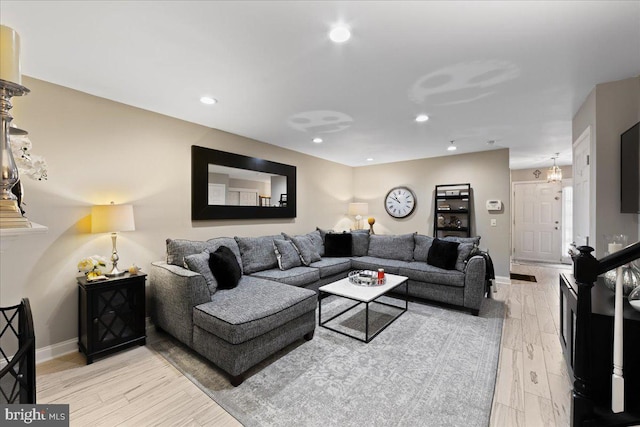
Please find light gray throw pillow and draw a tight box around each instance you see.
[291,235,321,265]
[184,249,218,295]
[273,239,302,270]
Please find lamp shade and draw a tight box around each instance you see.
[0,25,21,85]
[91,203,135,233]
[348,202,369,217]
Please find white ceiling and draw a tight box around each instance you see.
[2,1,639,169]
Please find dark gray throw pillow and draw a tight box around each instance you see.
[324,233,352,257]
[427,238,460,270]
[209,246,242,289]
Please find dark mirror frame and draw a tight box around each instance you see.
[191,145,297,220]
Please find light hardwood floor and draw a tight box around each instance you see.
[35,263,572,426]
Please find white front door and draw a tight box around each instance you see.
[513,181,563,263]
[573,127,591,247]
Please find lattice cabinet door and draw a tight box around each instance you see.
[77,273,146,364]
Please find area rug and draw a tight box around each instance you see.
[150,297,504,427]
[510,272,537,282]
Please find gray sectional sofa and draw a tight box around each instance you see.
[149,230,486,385]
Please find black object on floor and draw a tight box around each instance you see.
[510,273,537,282]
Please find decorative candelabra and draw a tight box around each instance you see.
[0,25,31,228]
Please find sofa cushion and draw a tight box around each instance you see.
[351,230,370,256]
[427,239,459,270]
[399,262,466,287]
[350,256,411,275]
[324,233,352,257]
[273,239,302,270]
[251,266,320,287]
[368,233,415,261]
[309,257,352,278]
[193,276,316,345]
[166,237,243,273]
[235,235,282,274]
[290,235,321,265]
[184,249,218,295]
[209,246,242,289]
[284,230,325,257]
[413,234,434,262]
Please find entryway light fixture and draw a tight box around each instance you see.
[312,137,323,143]
[447,140,457,151]
[547,153,562,183]
[415,114,429,123]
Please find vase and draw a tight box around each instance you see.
[603,261,640,296]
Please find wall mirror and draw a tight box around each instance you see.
[191,146,297,220]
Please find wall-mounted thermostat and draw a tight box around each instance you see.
[486,200,502,211]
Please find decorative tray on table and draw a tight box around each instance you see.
[348,270,386,287]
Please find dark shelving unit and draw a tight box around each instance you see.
[434,183,472,238]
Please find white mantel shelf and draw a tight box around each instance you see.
[0,222,48,237]
[0,222,48,252]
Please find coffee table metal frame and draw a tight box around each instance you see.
[318,273,409,343]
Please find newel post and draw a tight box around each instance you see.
[571,246,599,426]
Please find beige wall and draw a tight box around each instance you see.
[352,149,512,277]
[2,77,353,350]
[573,76,639,257]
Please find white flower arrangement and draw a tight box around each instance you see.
[9,134,48,181]
[78,255,108,278]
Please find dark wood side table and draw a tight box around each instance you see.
[77,272,146,364]
[559,273,640,411]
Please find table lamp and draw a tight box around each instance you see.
[348,202,368,230]
[91,202,135,277]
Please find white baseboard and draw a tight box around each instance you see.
[34,316,153,365]
[494,276,511,285]
[35,338,77,364]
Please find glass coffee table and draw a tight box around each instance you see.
[318,273,408,343]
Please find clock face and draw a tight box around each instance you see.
[385,186,417,218]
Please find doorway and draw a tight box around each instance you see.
[513,181,563,263]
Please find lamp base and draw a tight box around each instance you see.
[105,266,126,277]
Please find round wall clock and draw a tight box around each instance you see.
[384,186,417,218]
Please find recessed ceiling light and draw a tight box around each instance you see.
[329,25,351,43]
[447,140,457,151]
[200,96,217,105]
[415,114,429,123]
[366,158,374,162]
[312,137,323,143]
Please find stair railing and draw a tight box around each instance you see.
[572,241,640,426]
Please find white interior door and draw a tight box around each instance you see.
[513,181,563,262]
[573,127,591,247]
